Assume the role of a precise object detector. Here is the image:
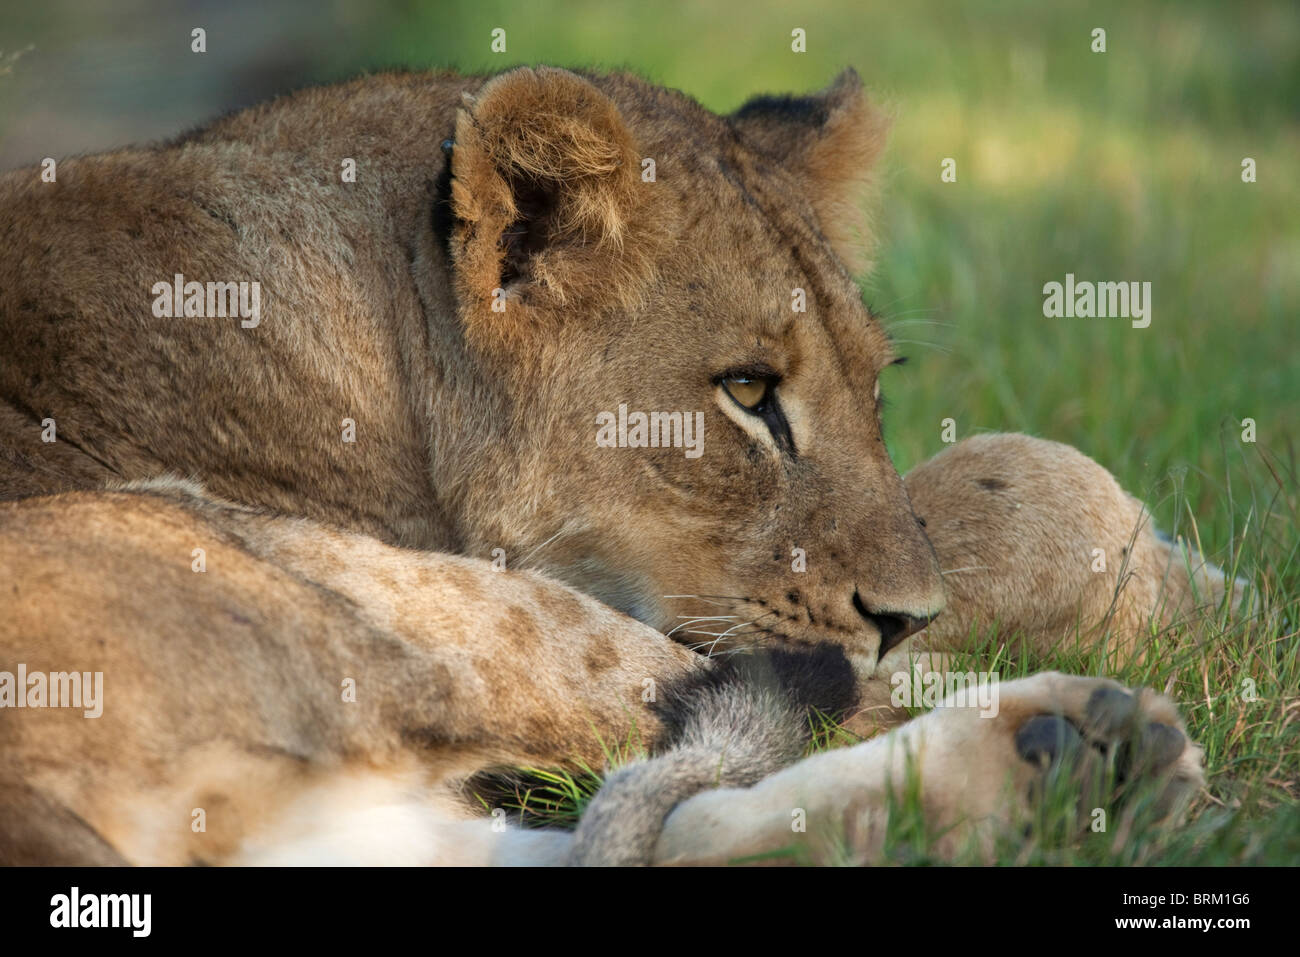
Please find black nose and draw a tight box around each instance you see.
[852,591,938,658]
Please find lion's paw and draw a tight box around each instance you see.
[967,673,1204,839]
[652,671,1204,865]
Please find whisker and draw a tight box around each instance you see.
[682,627,762,638]
[718,616,770,637]
[517,529,567,568]
[664,594,747,600]
[705,614,775,655]
[883,317,946,328]
[667,617,743,638]
[889,337,953,356]
[662,594,740,609]
[865,292,921,315]
[706,643,763,659]
[679,617,768,655]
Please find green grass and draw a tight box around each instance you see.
[472,725,649,830]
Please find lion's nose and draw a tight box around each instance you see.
[852,590,938,658]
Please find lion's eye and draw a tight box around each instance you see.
[722,377,768,410]
[716,369,795,457]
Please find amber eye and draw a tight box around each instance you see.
[722,376,768,410]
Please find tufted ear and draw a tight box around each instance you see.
[729,68,890,274]
[448,67,661,349]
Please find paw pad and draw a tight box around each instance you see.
[1116,721,1187,775]
[1083,686,1138,737]
[1017,686,1187,778]
[1014,714,1082,768]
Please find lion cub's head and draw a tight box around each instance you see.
[435,66,943,673]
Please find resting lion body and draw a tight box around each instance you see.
[0,67,1235,864]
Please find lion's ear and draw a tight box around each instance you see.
[448,67,658,347]
[729,68,890,274]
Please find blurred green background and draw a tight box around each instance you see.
[2,0,1297,576]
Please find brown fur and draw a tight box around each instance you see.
[842,433,1247,735]
[0,484,707,864]
[0,66,942,669]
[0,481,1206,864]
[903,433,1247,658]
[0,68,1233,864]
